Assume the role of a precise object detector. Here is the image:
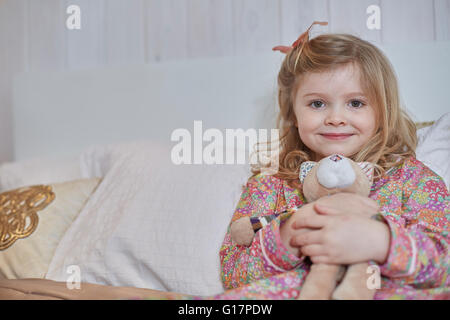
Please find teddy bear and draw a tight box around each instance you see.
[230,154,377,300]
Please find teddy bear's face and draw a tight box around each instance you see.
[300,154,373,202]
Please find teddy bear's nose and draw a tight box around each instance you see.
[316,155,355,189]
[329,154,343,162]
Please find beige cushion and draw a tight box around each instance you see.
[0,178,101,279]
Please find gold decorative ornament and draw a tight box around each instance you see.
[415,121,435,129]
[0,185,55,250]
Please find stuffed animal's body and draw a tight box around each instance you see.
[230,154,377,300]
[297,154,375,300]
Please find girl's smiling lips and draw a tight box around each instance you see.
[319,133,354,140]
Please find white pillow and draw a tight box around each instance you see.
[416,112,450,190]
[79,143,128,179]
[0,155,83,192]
[46,141,251,295]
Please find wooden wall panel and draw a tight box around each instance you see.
[104,0,145,65]
[2,0,447,69]
[329,0,382,43]
[187,0,234,58]
[64,0,105,69]
[279,0,329,46]
[145,0,189,62]
[381,0,435,43]
[232,0,280,54]
[27,0,67,70]
[0,0,27,162]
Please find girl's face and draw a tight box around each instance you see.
[293,63,377,161]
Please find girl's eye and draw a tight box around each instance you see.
[349,100,365,108]
[308,100,365,109]
[309,100,325,109]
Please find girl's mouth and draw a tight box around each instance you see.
[320,133,354,140]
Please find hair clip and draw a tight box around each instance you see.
[272,21,328,69]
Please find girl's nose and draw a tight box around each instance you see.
[325,105,347,126]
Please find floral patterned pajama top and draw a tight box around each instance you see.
[215,157,449,300]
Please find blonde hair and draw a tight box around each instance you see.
[253,33,417,188]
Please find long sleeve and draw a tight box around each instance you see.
[376,158,449,288]
[219,174,303,290]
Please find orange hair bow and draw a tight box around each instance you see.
[272,21,328,69]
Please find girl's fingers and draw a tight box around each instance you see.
[290,230,322,246]
[300,244,327,257]
[310,255,329,264]
[314,203,340,215]
[292,214,327,229]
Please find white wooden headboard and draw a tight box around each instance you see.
[12,41,450,161]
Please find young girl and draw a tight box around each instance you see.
[215,22,449,300]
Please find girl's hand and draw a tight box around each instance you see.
[290,207,390,265]
[313,192,380,219]
[280,193,388,263]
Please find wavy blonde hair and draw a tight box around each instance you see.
[253,33,417,188]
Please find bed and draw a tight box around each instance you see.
[0,41,449,300]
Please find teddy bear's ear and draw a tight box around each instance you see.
[299,161,317,183]
[357,162,374,182]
